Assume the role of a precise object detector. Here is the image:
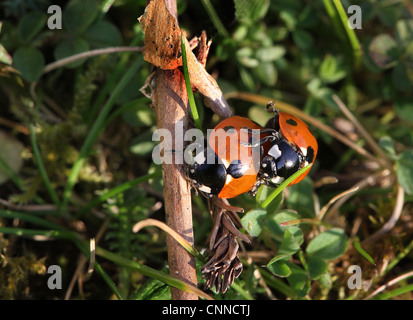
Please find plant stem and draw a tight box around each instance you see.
[43,47,142,74]
[152,0,198,300]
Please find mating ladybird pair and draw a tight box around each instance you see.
[187,102,318,199]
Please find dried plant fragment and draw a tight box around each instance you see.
[138,0,232,118]
[201,198,250,293]
[138,0,182,70]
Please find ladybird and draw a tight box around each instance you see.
[186,116,266,199]
[258,102,318,188]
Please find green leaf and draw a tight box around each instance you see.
[18,11,46,44]
[368,34,398,69]
[0,44,12,65]
[396,149,413,195]
[285,177,315,218]
[395,97,413,124]
[318,272,332,289]
[121,100,155,128]
[54,37,89,68]
[306,228,348,260]
[237,48,259,68]
[292,29,313,50]
[392,63,412,92]
[285,262,310,298]
[319,54,347,84]
[395,19,413,44]
[253,62,277,86]
[278,227,303,255]
[63,0,99,35]
[265,210,301,238]
[255,46,286,62]
[234,0,270,22]
[267,255,292,278]
[84,20,122,49]
[241,208,267,237]
[306,255,327,279]
[378,136,397,159]
[279,10,297,31]
[13,46,45,82]
[129,130,156,157]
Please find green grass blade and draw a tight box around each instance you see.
[61,57,143,212]
[181,34,202,131]
[231,281,254,300]
[331,0,362,68]
[79,170,162,217]
[0,155,24,189]
[0,210,65,230]
[260,164,312,209]
[96,246,214,300]
[201,0,229,38]
[29,125,61,206]
[353,237,376,266]
[259,267,296,298]
[372,283,413,300]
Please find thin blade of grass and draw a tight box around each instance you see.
[79,170,162,217]
[200,0,229,38]
[372,283,413,300]
[181,33,202,131]
[61,57,143,212]
[279,218,333,228]
[29,125,61,206]
[353,237,376,266]
[332,0,362,68]
[96,246,214,300]
[260,164,312,209]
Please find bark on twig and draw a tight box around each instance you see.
[139,0,233,298]
[150,0,197,300]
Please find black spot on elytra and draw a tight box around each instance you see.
[286,119,297,126]
[223,126,236,134]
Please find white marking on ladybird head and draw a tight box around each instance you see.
[300,147,307,156]
[270,176,284,185]
[198,185,212,193]
[268,144,282,159]
[193,151,206,164]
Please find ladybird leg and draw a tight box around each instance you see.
[248,180,262,197]
[239,128,281,147]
